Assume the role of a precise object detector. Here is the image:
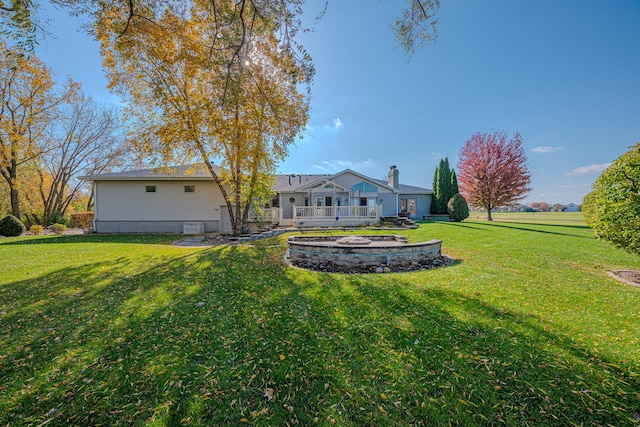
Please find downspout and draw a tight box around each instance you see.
[93,181,98,232]
[395,190,399,217]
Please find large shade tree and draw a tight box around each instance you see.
[2,1,441,54]
[38,93,126,225]
[457,130,532,221]
[3,0,442,234]
[582,142,640,255]
[0,40,77,220]
[95,1,309,235]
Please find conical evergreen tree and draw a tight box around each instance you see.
[430,159,461,215]
[431,162,441,213]
[440,158,452,213]
[450,169,459,196]
[432,158,451,214]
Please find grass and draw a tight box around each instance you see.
[0,216,639,426]
[468,211,588,226]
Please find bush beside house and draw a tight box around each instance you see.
[70,212,94,229]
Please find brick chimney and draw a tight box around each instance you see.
[388,165,399,189]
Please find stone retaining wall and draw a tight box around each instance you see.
[287,235,442,267]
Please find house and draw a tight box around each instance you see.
[82,164,433,233]
[500,204,533,212]
[565,202,579,212]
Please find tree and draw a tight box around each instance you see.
[457,130,532,221]
[96,1,309,235]
[582,142,640,255]
[392,0,440,55]
[37,93,126,225]
[3,1,440,56]
[0,40,77,220]
[450,168,459,195]
[447,193,469,222]
[431,157,453,214]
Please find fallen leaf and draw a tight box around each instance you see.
[264,388,274,401]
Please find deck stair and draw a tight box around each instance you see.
[380,216,419,229]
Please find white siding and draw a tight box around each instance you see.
[96,180,224,221]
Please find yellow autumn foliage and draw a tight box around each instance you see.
[94,1,310,235]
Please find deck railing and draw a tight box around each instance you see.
[250,207,282,225]
[293,205,382,219]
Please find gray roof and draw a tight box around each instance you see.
[372,179,433,195]
[81,164,220,181]
[273,173,333,192]
[83,164,432,194]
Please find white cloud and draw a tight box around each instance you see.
[305,117,344,135]
[532,146,562,154]
[557,183,592,189]
[566,163,612,176]
[311,159,375,173]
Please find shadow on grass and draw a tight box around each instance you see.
[436,220,593,239]
[1,241,638,425]
[483,221,592,231]
[0,233,181,246]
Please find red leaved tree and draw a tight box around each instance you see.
[457,130,532,221]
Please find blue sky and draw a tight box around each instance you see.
[35,1,640,205]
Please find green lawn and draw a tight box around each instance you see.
[469,211,587,226]
[1,218,639,426]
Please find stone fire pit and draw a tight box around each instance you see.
[286,234,447,273]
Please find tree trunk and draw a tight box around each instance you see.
[487,208,493,221]
[10,187,21,219]
[87,186,95,211]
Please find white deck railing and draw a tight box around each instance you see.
[250,208,282,225]
[293,205,382,219]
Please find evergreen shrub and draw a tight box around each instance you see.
[47,211,69,226]
[0,214,26,236]
[447,193,470,222]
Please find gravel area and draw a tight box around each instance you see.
[608,270,640,288]
[286,255,457,274]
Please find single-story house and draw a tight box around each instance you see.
[564,202,579,212]
[499,204,533,212]
[82,164,433,233]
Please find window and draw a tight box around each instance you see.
[145,185,156,193]
[184,185,195,193]
[401,198,416,216]
[351,181,378,193]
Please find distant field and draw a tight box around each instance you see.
[468,211,587,226]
